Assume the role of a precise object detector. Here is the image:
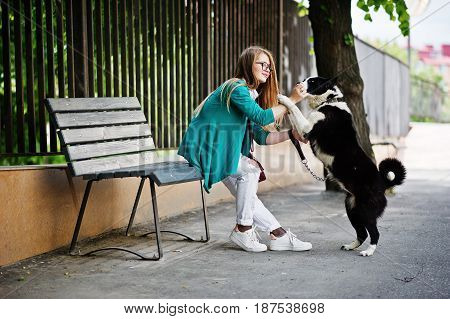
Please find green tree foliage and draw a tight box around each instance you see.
[356,0,410,36]
[297,0,410,44]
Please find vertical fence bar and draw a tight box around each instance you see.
[175,0,181,144]
[270,1,274,54]
[162,0,168,147]
[227,0,231,77]
[248,0,252,45]
[95,0,103,97]
[104,0,112,96]
[233,0,237,75]
[234,0,239,70]
[192,0,200,108]
[134,0,140,103]
[142,0,149,120]
[223,0,228,80]
[242,0,247,49]
[45,0,57,151]
[252,0,256,45]
[1,0,13,153]
[217,0,222,84]
[227,0,232,77]
[73,0,88,97]
[36,0,47,152]
[126,0,134,97]
[86,0,94,97]
[267,0,271,52]
[235,0,239,70]
[261,0,265,45]
[254,0,258,45]
[24,0,36,152]
[251,0,254,45]
[277,0,283,88]
[66,0,75,97]
[56,0,65,99]
[210,0,214,88]
[202,1,210,98]
[112,0,119,96]
[237,0,241,55]
[247,0,251,47]
[213,0,219,88]
[180,0,187,137]
[168,0,175,147]
[155,0,163,147]
[187,0,193,120]
[259,0,263,46]
[149,0,157,140]
[197,0,203,100]
[120,0,127,96]
[210,0,214,87]
[13,0,25,153]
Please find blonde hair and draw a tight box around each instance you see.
[194,46,281,129]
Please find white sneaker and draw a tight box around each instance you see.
[269,229,312,251]
[229,227,267,252]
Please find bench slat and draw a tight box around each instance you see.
[55,110,146,128]
[150,165,203,186]
[67,137,156,161]
[59,124,152,145]
[46,97,141,113]
[86,161,192,179]
[70,151,184,177]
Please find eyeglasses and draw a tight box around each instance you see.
[255,62,273,72]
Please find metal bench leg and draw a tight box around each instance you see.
[149,179,163,259]
[70,178,161,260]
[141,180,210,243]
[81,179,208,260]
[69,180,94,255]
[200,180,210,242]
[126,177,146,236]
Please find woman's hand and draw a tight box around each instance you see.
[292,129,309,144]
[289,82,307,104]
[271,104,288,121]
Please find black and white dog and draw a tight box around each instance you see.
[278,77,406,256]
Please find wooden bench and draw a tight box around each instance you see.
[45,97,209,260]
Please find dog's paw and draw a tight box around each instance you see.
[359,244,376,257]
[359,250,373,257]
[341,240,360,251]
[277,94,295,109]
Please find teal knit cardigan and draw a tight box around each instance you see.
[177,80,275,193]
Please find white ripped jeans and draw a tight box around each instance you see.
[222,155,282,232]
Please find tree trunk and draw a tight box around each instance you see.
[309,0,375,190]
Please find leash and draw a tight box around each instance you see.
[245,119,266,182]
[288,129,326,182]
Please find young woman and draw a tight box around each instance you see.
[178,46,311,253]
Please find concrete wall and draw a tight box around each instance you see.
[0,141,322,267]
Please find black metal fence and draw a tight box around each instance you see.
[0,0,312,159]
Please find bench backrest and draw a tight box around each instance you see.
[45,97,163,177]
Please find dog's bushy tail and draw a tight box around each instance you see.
[379,158,406,189]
